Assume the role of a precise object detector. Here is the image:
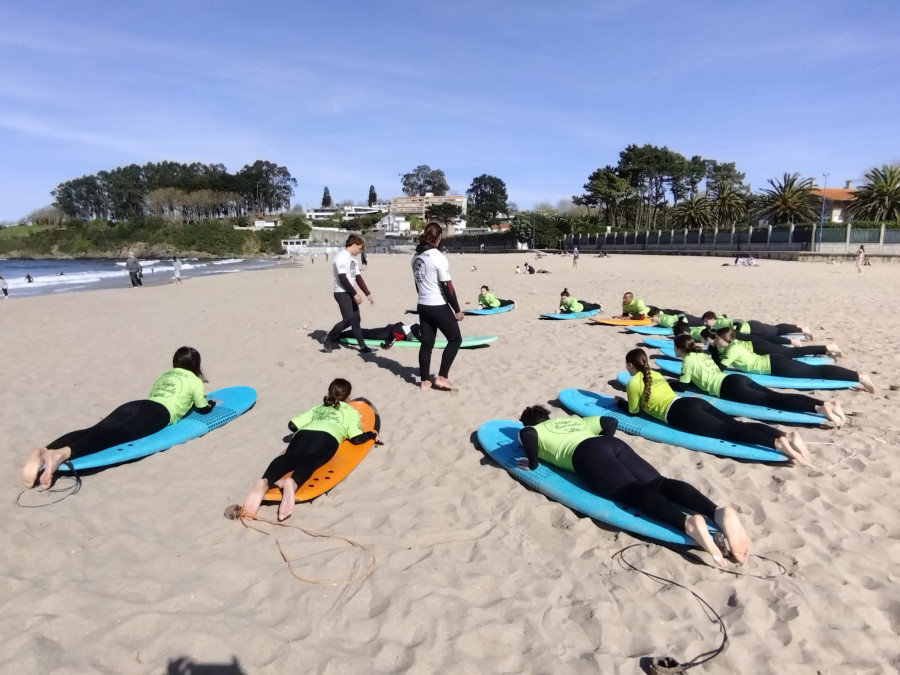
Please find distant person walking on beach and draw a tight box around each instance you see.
[572,247,579,269]
[125,253,143,287]
[412,222,463,391]
[856,246,866,273]
[323,234,373,353]
[172,257,183,284]
[0,275,8,299]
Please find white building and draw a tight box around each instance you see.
[375,213,411,236]
[306,204,389,222]
[281,238,309,255]
[390,193,467,217]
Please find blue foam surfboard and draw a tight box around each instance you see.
[558,388,787,462]
[60,386,257,471]
[652,356,856,391]
[540,309,600,320]
[465,304,515,316]
[646,339,833,365]
[477,419,708,545]
[630,326,805,340]
[615,371,825,425]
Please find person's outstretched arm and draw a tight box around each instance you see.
[518,428,540,469]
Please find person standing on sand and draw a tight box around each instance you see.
[172,257,183,284]
[412,222,463,391]
[572,247,579,269]
[856,246,866,273]
[0,275,8,299]
[322,234,374,354]
[125,252,142,287]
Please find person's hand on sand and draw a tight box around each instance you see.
[516,457,531,469]
[375,433,384,445]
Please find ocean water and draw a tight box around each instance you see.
[0,257,278,299]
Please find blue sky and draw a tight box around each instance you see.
[1,0,898,221]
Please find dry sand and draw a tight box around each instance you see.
[2,252,898,674]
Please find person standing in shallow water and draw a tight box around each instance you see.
[0,275,8,299]
[172,257,183,284]
[125,252,142,287]
[412,222,463,391]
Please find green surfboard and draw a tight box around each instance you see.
[340,335,497,349]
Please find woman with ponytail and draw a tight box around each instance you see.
[558,288,602,314]
[620,348,810,464]
[238,378,381,521]
[711,330,875,393]
[672,335,846,427]
[412,222,463,390]
[701,311,813,341]
[712,327,842,360]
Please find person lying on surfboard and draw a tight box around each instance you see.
[517,404,751,567]
[477,285,515,310]
[339,322,422,349]
[670,335,847,427]
[619,348,811,464]
[614,292,652,319]
[21,346,217,489]
[647,307,704,328]
[702,327,843,360]
[237,378,382,522]
[558,288,601,314]
[701,311,814,341]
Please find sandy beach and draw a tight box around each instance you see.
[2,252,898,674]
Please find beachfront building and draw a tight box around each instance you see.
[306,204,390,222]
[281,238,310,255]
[810,180,857,223]
[374,213,411,236]
[389,193,468,218]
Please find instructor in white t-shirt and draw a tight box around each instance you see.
[411,222,463,390]
[323,234,374,353]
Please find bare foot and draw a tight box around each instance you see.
[240,478,270,518]
[278,477,297,521]
[832,400,847,425]
[684,514,724,566]
[419,379,433,390]
[39,447,71,489]
[434,376,455,390]
[802,327,814,340]
[788,431,811,464]
[21,447,45,487]
[826,343,842,359]
[789,338,803,347]
[818,402,843,428]
[714,506,750,563]
[857,373,876,394]
[774,436,807,465]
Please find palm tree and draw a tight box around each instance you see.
[757,172,816,225]
[850,164,900,222]
[710,183,747,228]
[672,194,713,229]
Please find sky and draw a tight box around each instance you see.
[1,0,899,222]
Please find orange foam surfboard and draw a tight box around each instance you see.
[263,398,380,503]
[590,317,652,326]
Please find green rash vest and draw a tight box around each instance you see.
[712,317,751,334]
[627,370,679,421]
[719,341,771,374]
[532,416,604,472]
[147,368,209,424]
[478,292,500,308]
[290,401,365,444]
[658,312,682,328]
[679,351,727,397]
[623,298,650,317]
[560,297,584,313]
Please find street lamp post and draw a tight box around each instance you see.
[817,173,830,251]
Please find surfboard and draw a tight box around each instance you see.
[464,304,515,315]
[647,339,834,365]
[591,317,652,326]
[558,388,787,462]
[540,309,601,320]
[628,325,805,340]
[614,372,825,425]
[477,419,709,545]
[652,356,856,391]
[339,335,497,348]
[60,386,258,472]
[264,398,381,503]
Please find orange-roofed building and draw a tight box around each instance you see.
[810,180,857,223]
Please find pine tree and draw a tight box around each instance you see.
[368,185,377,207]
[322,186,332,208]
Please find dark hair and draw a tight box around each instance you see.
[481,285,490,291]
[560,287,570,297]
[345,234,365,248]
[700,327,715,341]
[672,320,690,336]
[701,311,717,323]
[323,378,352,408]
[647,306,660,319]
[623,291,633,299]
[420,222,443,246]
[625,348,652,404]
[519,405,551,427]
[716,327,736,343]
[673,334,702,354]
[173,346,207,382]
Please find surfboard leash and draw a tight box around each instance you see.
[230,509,376,587]
[15,460,82,508]
[611,542,786,673]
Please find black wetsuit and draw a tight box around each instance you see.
[262,426,375,487]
